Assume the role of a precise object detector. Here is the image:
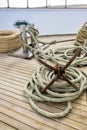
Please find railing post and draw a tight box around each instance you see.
[65,0,67,8]
[7,0,9,8]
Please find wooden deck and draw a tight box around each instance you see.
[0,35,87,130]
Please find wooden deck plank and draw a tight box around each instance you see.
[0,105,57,130]
[0,86,87,130]
[0,113,35,130]
[0,121,17,130]
[0,94,77,130]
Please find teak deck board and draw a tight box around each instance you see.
[0,35,87,130]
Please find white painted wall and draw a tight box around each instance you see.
[0,8,87,35]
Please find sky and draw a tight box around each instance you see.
[0,0,87,8]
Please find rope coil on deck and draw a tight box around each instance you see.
[24,22,87,118]
[75,22,87,45]
[0,30,22,52]
[24,65,87,118]
[46,44,87,67]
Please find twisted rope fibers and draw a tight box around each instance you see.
[24,23,87,118]
[19,24,87,66]
[76,22,87,45]
[19,25,75,58]
[45,44,87,67]
[24,65,87,118]
[0,30,22,52]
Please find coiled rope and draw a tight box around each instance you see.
[45,43,87,67]
[24,23,87,118]
[75,22,87,45]
[0,30,22,52]
[19,23,87,67]
[19,25,75,57]
[24,65,87,118]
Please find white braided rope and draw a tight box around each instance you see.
[24,65,87,118]
[46,45,87,67]
[23,25,87,118]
